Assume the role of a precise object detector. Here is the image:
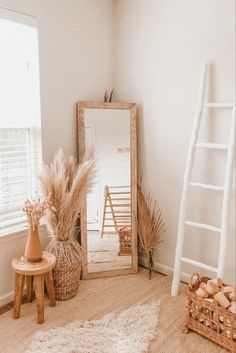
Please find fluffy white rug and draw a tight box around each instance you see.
[26,302,160,353]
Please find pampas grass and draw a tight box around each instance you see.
[137,185,165,279]
[38,147,95,241]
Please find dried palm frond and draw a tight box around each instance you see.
[38,147,95,241]
[137,185,166,279]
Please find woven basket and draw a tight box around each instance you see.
[185,273,236,352]
[118,227,132,256]
[46,239,82,301]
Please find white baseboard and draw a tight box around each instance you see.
[0,290,14,307]
[0,286,27,307]
[138,256,191,284]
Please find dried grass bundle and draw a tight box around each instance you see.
[137,185,165,279]
[39,147,95,241]
[23,196,51,230]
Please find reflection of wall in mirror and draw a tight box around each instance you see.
[85,125,100,230]
[84,109,130,230]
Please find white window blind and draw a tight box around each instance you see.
[0,9,42,234]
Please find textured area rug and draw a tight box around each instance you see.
[25,302,160,353]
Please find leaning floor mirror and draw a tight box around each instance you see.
[77,102,138,279]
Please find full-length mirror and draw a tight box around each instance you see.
[77,102,137,279]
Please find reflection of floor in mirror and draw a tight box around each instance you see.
[87,231,132,272]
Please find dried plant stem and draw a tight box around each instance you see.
[23,196,51,230]
[137,185,166,279]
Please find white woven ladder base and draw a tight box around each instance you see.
[25,302,160,353]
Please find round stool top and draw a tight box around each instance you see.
[12,251,56,275]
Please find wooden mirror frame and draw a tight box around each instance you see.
[77,101,138,279]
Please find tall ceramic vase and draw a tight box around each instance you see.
[25,226,43,262]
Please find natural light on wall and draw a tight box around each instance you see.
[0,8,42,235]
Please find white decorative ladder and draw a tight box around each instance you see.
[171,63,235,296]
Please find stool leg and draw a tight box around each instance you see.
[26,276,33,303]
[13,274,25,319]
[34,275,44,324]
[44,271,56,307]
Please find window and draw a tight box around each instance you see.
[0,9,42,234]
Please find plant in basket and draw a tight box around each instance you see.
[39,147,95,300]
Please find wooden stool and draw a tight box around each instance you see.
[12,251,56,324]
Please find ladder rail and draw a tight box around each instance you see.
[217,105,235,277]
[100,186,108,238]
[171,63,208,296]
[107,188,118,233]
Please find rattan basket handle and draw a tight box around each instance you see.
[189,272,201,292]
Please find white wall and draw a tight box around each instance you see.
[114,0,235,284]
[0,0,114,304]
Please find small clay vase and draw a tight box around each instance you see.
[25,226,43,262]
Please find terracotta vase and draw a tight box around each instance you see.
[25,226,43,262]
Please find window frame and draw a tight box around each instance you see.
[0,7,43,238]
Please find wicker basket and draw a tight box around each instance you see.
[185,273,236,352]
[46,239,82,301]
[118,227,132,256]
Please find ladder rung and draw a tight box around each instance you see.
[195,143,228,150]
[109,192,131,195]
[116,219,130,224]
[112,198,131,201]
[114,215,131,218]
[106,204,131,207]
[115,216,131,220]
[106,211,130,214]
[185,221,221,233]
[105,218,131,221]
[181,257,217,273]
[204,103,234,108]
[109,185,130,188]
[190,182,224,191]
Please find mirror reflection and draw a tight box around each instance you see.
[84,109,132,273]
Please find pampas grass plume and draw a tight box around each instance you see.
[38,147,95,241]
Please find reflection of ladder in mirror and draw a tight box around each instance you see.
[101,185,131,237]
[171,63,235,296]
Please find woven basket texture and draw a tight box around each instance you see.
[118,227,132,255]
[46,240,82,301]
[185,273,236,352]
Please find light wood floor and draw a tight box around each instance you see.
[0,268,228,353]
